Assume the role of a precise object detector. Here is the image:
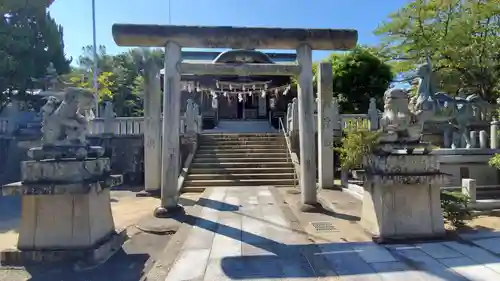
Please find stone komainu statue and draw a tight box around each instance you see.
[41,87,96,146]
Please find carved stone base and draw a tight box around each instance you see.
[28,145,105,161]
[0,230,126,266]
[16,187,116,251]
[21,158,110,183]
[361,182,446,243]
[361,153,449,243]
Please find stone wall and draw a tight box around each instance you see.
[0,135,196,186]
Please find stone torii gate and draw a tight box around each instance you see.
[111,24,358,216]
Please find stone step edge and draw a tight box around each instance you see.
[190,162,294,165]
[187,173,296,177]
[189,167,295,171]
[180,185,295,193]
[184,178,298,183]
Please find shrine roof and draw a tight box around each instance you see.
[112,24,358,50]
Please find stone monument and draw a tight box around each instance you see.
[1,87,124,267]
[361,88,450,243]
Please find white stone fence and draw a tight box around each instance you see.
[442,178,500,210]
[87,115,202,136]
[286,97,380,134]
[87,100,202,136]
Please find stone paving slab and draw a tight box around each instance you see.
[160,186,500,281]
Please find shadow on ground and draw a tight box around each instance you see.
[23,231,171,281]
[164,194,500,280]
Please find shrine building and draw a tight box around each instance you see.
[160,49,297,129]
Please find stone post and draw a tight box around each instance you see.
[443,128,452,148]
[491,119,499,149]
[479,130,488,149]
[184,99,197,134]
[368,98,378,131]
[103,101,116,135]
[258,94,267,117]
[317,62,335,189]
[470,131,477,148]
[143,60,162,193]
[290,98,298,132]
[296,44,318,209]
[461,178,476,203]
[451,132,460,149]
[156,41,183,216]
[6,100,20,134]
[286,103,292,131]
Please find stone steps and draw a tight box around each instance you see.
[198,144,284,149]
[197,148,285,153]
[195,152,288,158]
[183,178,297,187]
[192,157,290,163]
[189,167,295,174]
[199,141,285,146]
[187,173,296,180]
[190,162,292,168]
[182,132,296,192]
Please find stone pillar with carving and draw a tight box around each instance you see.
[296,44,318,209]
[143,60,162,193]
[491,118,499,149]
[368,97,378,131]
[361,88,449,243]
[184,99,197,134]
[317,62,335,189]
[103,101,116,135]
[258,93,267,117]
[156,41,183,217]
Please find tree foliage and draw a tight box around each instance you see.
[328,47,393,113]
[291,47,392,114]
[71,46,164,116]
[0,4,71,112]
[375,0,500,100]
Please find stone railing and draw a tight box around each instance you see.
[286,97,380,135]
[88,117,144,135]
[88,99,202,136]
[87,115,204,136]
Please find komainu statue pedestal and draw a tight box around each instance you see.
[1,151,123,266]
[361,151,450,243]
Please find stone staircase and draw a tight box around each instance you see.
[182,133,297,192]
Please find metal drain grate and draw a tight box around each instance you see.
[310,221,337,232]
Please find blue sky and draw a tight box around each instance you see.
[48,0,408,63]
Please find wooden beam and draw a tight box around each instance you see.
[112,24,358,50]
[180,62,300,76]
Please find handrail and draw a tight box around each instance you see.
[278,117,298,189]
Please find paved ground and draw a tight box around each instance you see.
[151,186,500,281]
[3,186,500,280]
[0,189,201,281]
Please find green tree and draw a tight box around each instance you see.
[72,46,164,116]
[374,0,500,100]
[329,47,393,113]
[0,5,70,112]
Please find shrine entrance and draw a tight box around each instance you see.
[111,24,358,215]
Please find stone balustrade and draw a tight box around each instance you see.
[286,97,380,135]
[87,110,202,136]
